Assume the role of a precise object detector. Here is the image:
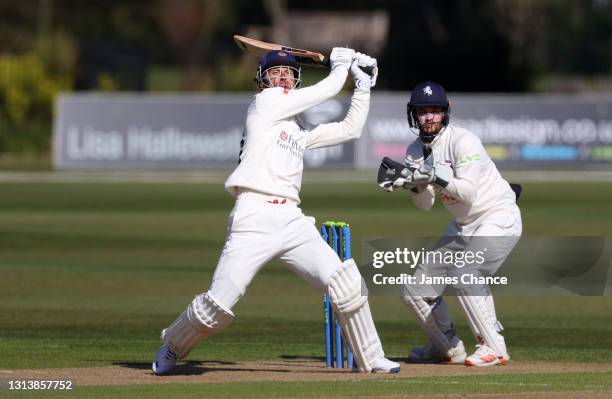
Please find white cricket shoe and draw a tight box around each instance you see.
[464,344,509,367]
[409,337,467,364]
[371,357,401,373]
[152,344,177,375]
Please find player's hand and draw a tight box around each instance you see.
[354,52,378,87]
[350,59,372,91]
[351,52,378,90]
[411,168,433,184]
[377,157,416,192]
[394,177,417,190]
[330,47,355,71]
[413,163,453,187]
[381,175,418,192]
[379,180,394,192]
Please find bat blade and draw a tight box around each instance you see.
[233,35,328,67]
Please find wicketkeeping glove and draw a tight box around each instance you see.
[377,157,416,192]
[412,162,453,187]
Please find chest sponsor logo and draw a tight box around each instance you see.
[276,130,305,160]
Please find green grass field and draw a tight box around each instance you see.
[1,180,611,398]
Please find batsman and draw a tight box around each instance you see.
[152,48,400,374]
[377,81,522,367]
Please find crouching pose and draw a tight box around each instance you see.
[378,81,522,367]
[153,48,400,375]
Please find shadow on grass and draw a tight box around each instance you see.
[279,355,412,368]
[114,360,237,376]
[114,360,324,376]
[279,355,324,361]
[279,355,410,362]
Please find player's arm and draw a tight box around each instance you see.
[411,135,481,205]
[259,48,354,121]
[441,135,482,205]
[409,184,436,211]
[306,53,377,149]
[376,156,435,210]
[404,150,435,210]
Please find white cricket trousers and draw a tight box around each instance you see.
[415,204,523,287]
[208,190,345,310]
[444,204,522,275]
[421,204,523,337]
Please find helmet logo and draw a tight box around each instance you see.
[277,51,287,57]
[423,86,433,96]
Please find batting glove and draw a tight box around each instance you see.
[354,52,378,87]
[350,60,372,91]
[329,47,356,71]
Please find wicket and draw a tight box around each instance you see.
[321,221,355,369]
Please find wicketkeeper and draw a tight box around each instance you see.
[377,81,522,367]
[153,48,400,374]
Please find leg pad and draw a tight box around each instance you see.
[161,292,234,359]
[328,259,384,372]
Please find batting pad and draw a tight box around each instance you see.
[400,285,455,354]
[161,292,235,359]
[328,259,384,372]
[456,294,507,356]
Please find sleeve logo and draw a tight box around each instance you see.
[459,154,480,164]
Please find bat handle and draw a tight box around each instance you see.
[322,57,374,75]
[359,65,375,75]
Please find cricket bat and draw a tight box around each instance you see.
[233,34,373,73]
[234,35,327,67]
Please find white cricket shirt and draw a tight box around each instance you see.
[406,125,517,225]
[225,67,370,203]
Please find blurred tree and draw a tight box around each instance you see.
[494,0,612,90]
[0,1,40,53]
[0,51,72,154]
[58,0,160,90]
[158,0,224,90]
[355,0,524,91]
[155,0,271,91]
[3,0,612,94]
[289,0,612,92]
[0,0,74,156]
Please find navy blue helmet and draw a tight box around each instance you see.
[255,50,302,89]
[407,81,450,142]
